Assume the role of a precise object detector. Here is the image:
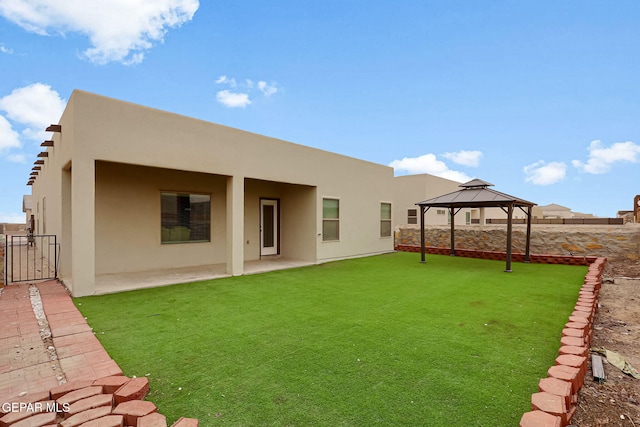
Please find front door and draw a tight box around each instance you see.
[260,199,279,256]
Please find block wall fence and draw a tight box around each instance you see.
[395,224,640,264]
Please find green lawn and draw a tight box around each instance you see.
[75,252,586,426]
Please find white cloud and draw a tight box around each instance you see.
[0,0,199,64]
[216,90,251,108]
[441,150,483,167]
[0,44,13,54]
[215,75,236,87]
[0,115,21,152]
[523,160,567,185]
[572,140,640,174]
[389,153,471,182]
[215,75,279,108]
[7,153,27,163]
[258,81,278,96]
[0,83,66,142]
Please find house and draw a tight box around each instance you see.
[28,90,468,296]
[393,174,472,225]
[22,195,33,225]
[393,175,544,226]
[538,203,595,219]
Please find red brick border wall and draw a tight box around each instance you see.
[395,244,597,266]
[519,257,605,426]
[0,376,198,427]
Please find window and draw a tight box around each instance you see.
[322,198,339,241]
[380,203,392,237]
[436,209,446,215]
[161,192,211,244]
[407,208,417,224]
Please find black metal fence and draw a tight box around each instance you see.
[4,234,59,284]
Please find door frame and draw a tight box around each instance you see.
[260,198,280,256]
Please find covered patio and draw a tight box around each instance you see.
[416,179,536,272]
[94,257,315,295]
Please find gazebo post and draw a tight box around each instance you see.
[449,207,455,256]
[419,205,426,264]
[525,206,532,263]
[505,204,513,272]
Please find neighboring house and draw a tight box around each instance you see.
[22,195,33,225]
[538,203,595,219]
[393,174,471,225]
[392,175,542,226]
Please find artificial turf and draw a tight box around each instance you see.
[74,252,586,426]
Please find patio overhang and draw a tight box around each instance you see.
[415,179,536,272]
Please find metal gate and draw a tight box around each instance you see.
[3,234,59,283]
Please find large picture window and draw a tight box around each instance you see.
[380,203,392,237]
[161,192,211,244]
[322,198,339,241]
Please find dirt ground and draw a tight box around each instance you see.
[571,258,640,427]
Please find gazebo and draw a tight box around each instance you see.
[415,179,536,272]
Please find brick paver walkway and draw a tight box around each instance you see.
[0,281,122,404]
[0,281,199,426]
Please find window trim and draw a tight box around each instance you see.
[322,197,340,242]
[380,202,392,238]
[407,208,417,225]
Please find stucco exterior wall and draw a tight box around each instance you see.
[29,90,396,295]
[391,175,541,226]
[243,179,317,263]
[392,174,466,225]
[94,162,228,275]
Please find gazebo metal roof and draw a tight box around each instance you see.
[416,179,535,208]
[415,179,536,272]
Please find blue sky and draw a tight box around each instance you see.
[1,1,639,222]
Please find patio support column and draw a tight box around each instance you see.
[70,159,96,296]
[449,207,455,256]
[419,205,426,263]
[505,204,513,272]
[525,206,532,262]
[226,175,244,276]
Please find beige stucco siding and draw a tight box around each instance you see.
[243,179,317,262]
[392,174,468,226]
[94,162,228,275]
[30,90,398,295]
[67,90,372,186]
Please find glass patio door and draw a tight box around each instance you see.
[260,199,278,256]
